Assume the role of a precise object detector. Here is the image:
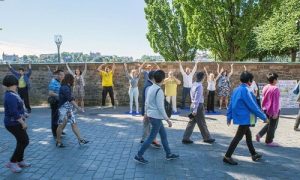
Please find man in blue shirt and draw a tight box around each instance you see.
[48,70,65,138]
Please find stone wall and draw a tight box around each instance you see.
[1,62,300,106]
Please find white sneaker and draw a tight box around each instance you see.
[129,111,133,114]
[6,162,22,173]
[18,161,31,168]
[113,106,116,109]
[136,111,140,114]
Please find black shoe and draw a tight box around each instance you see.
[140,140,144,144]
[134,155,149,164]
[27,109,31,114]
[56,142,66,148]
[204,139,215,144]
[62,132,66,135]
[78,139,89,145]
[252,153,262,161]
[182,139,194,144]
[294,127,300,131]
[151,142,162,149]
[223,157,238,165]
[166,154,179,160]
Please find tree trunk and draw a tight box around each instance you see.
[291,49,297,62]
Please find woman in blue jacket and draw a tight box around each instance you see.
[3,75,31,173]
[224,71,267,165]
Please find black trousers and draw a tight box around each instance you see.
[18,87,31,111]
[102,86,115,106]
[258,115,279,144]
[6,125,29,163]
[207,91,215,112]
[225,125,256,158]
[50,100,59,137]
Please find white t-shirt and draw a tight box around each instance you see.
[180,64,197,88]
[249,81,258,95]
[207,80,216,91]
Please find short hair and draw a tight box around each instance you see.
[267,72,279,83]
[154,70,165,83]
[53,69,64,75]
[196,72,205,82]
[61,73,74,86]
[148,70,155,80]
[2,75,18,87]
[18,68,25,71]
[240,71,254,83]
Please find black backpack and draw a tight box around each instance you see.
[155,88,172,118]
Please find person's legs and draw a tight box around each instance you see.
[19,88,31,112]
[108,87,115,106]
[245,127,256,156]
[225,125,248,158]
[50,101,59,137]
[128,88,134,112]
[134,88,139,112]
[225,96,229,109]
[141,116,151,142]
[6,125,29,163]
[294,108,300,130]
[102,87,108,106]
[207,91,211,112]
[81,98,84,111]
[56,118,67,144]
[211,91,215,112]
[158,122,171,155]
[265,117,279,144]
[166,96,171,104]
[138,118,161,157]
[171,96,177,112]
[258,123,269,138]
[219,96,223,109]
[71,123,82,140]
[181,87,188,109]
[182,117,196,141]
[195,104,212,140]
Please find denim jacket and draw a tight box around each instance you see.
[9,67,32,89]
[227,83,267,125]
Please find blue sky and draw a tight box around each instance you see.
[0,0,156,59]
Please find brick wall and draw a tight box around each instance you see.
[1,62,300,106]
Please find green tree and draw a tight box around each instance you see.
[254,0,300,62]
[180,0,277,61]
[145,0,197,61]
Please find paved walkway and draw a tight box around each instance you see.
[0,107,299,180]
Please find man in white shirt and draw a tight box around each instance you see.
[179,61,198,109]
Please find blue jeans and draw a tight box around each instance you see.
[138,117,171,157]
[181,87,191,109]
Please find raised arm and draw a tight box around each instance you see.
[154,62,160,70]
[137,62,145,77]
[216,67,224,80]
[229,64,234,77]
[27,62,32,77]
[179,61,185,75]
[66,63,75,76]
[112,62,116,74]
[82,63,87,77]
[7,63,20,76]
[204,67,209,81]
[174,76,181,85]
[243,65,247,71]
[191,61,198,75]
[124,63,130,79]
[97,63,105,72]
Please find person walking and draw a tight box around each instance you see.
[124,62,145,114]
[134,70,179,164]
[48,69,65,138]
[3,75,31,173]
[140,70,161,148]
[8,62,32,113]
[97,62,116,109]
[66,62,87,112]
[217,64,234,109]
[223,71,267,165]
[179,61,198,109]
[256,73,281,147]
[56,74,89,147]
[182,72,215,144]
[163,71,181,113]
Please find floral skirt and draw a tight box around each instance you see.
[58,102,76,124]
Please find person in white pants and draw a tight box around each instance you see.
[124,63,145,114]
[164,71,181,113]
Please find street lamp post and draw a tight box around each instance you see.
[54,35,63,63]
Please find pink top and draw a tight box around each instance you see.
[261,84,280,117]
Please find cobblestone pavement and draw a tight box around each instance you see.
[0,106,299,180]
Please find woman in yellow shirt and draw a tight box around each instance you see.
[164,71,181,113]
